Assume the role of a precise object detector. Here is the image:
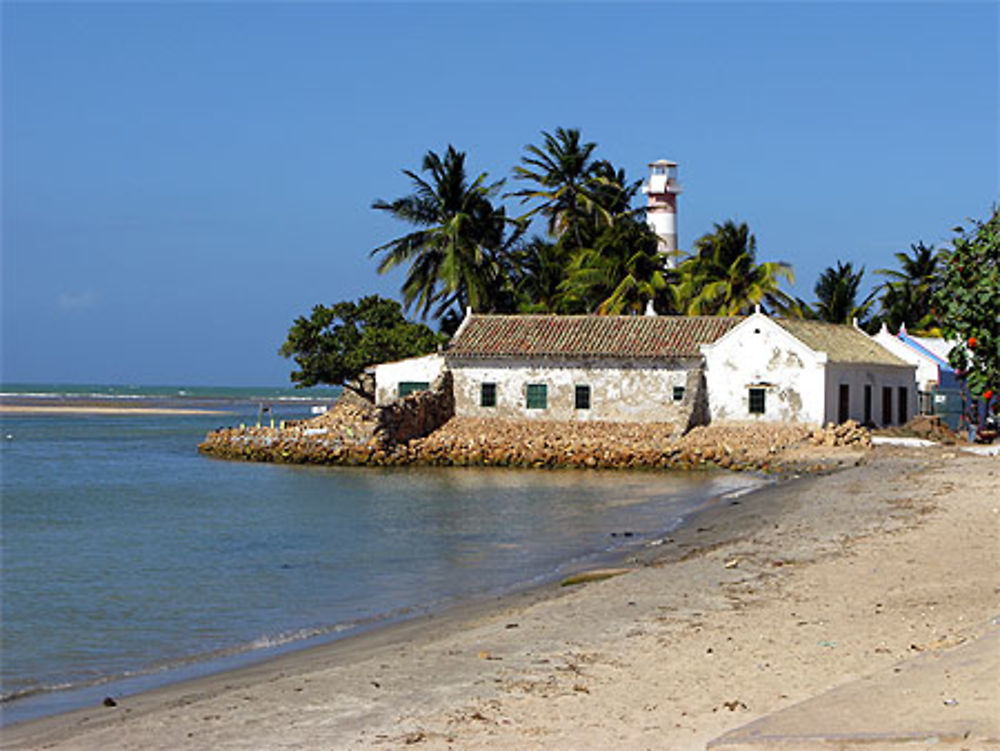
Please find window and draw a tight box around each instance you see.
[882,386,893,425]
[864,385,873,424]
[398,381,429,398]
[575,385,591,410]
[838,384,850,423]
[748,387,766,415]
[897,386,908,425]
[526,383,548,410]
[673,386,686,402]
[480,382,497,408]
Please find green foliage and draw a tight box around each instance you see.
[934,207,1000,399]
[371,146,523,321]
[557,217,667,314]
[509,127,601,250]
[672,220,793,315]
[279,295,445,397]
[875,242,941,332]
[811,261,877,325]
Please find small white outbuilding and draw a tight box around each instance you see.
[700,312,917,427]
[371,353,445,406]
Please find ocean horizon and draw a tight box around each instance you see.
[0,383,763,725]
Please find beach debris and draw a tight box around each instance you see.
[478,651,502,660]
[402,730,426,744]
[818,640,837,648]
[714,699,748,712]
[724,558,740,569]
[504,623,519,629]
[102,696,117,707]
[560,568,632,587]
[943,698,959,706]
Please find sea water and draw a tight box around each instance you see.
[0,385,762,725]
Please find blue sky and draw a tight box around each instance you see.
[3,2,997,387]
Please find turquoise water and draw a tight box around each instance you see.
[0,385,761,725]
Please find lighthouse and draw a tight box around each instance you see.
[642,159,682,266]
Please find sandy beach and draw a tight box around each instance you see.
[3,445,997,750]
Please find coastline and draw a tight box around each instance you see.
[0,405,227,416]
[4,444,995,749]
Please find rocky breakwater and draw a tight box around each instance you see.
[198,372,455,464]
[201,391,872,472]
[409,420,867,471]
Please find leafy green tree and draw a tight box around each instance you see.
[812,261,876,325]
[279,296,445,399]
[876,242,940,332]
[934,207,1000,400]
[672,220,793,315]
[371,146,522,321]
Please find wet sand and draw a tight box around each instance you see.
[2,445,997,750]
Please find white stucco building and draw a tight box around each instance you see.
[871,324,959,392]
[444,314,740,425]
[371,353,445,407]
[701,312,917,426]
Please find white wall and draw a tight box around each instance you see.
[373,354,445,406]
[871,328,940,390]
[701,315,827,425]
[449,357,699,423]
[824,363,918,426]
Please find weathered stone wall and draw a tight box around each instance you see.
[373,354,446,406]
[448,356,701,425]
[702,316,825,424]
[373,370,454,445]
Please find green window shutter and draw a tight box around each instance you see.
[748,387,766,414]
[672,386,686,402]
[480,382,497,407]
[574,385,591,410]
[398,381,429,398]
[526,383,547,410]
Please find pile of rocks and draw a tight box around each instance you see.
[807,420,872,448]
[199,374,455,464]
[200,402,871,473]
[408,418,682,469]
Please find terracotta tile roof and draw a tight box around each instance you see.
[773,319,910,366]
[447,314,742,360]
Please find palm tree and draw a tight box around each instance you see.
[876,242,940,332]
[508,127,602,250]
[557,218,667,315]
[672,220,794,315]
[508,236,571,313]
[371,146,522,320]
[813,261,877,325]
[588,160,643,228]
